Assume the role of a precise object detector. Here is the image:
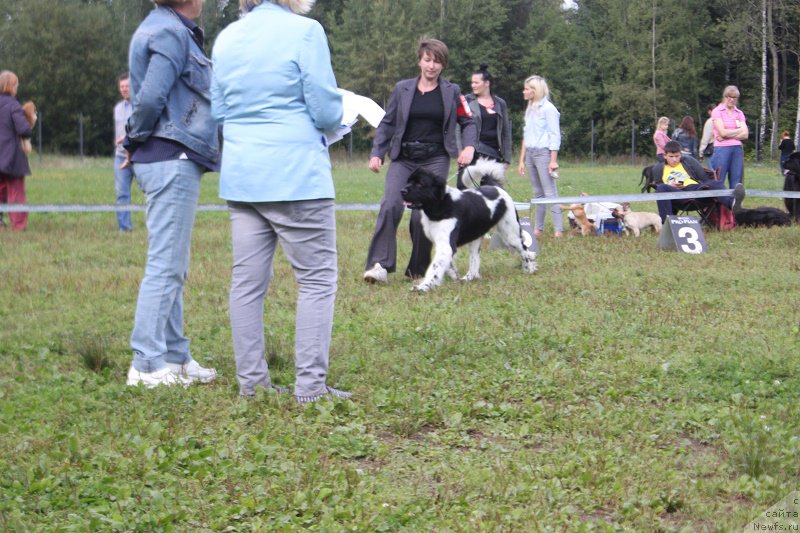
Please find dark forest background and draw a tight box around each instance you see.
[1,0,798,159]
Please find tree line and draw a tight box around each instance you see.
[1,0,798,159]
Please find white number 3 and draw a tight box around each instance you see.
[678,227,703,254]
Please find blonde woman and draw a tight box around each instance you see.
[711,85,748,188]
[517,75,562,238]
[212,0,350,402]
[653,116,670,162]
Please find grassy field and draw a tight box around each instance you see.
[1,156,798,531]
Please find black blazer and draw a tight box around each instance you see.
[457,93,513,163]
[370,77,477,161]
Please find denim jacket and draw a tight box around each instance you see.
[127,6,219,162]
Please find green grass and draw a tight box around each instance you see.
[1,156,799,531]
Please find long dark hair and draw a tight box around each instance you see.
[678,116,696,137]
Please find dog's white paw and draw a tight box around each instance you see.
[461,273,480,282]
[411,282,432,293]
[522,252,538,273]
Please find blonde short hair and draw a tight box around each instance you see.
[657,116,670,128]
[722,85,740,99]
[240,0,316,14]
[0,70,19,96]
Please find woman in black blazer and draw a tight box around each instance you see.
[363,38,477,282]
[456,64,512,189]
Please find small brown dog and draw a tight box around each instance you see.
[560,196,596,237]
[20,101,37,155]
[611,203,662,236]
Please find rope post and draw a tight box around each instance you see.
[37,111,43,164]
[754,119,759,164]
[79,112,84,163]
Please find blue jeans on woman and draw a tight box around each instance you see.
[711,145,744,188]
[130,159,202,373]
[114,154,134,231]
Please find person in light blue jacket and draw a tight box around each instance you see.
[516,75,563,238]
[211,0,350,403]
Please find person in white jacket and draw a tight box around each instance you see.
[211,0,350,403]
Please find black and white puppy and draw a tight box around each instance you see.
[400,158,537,292]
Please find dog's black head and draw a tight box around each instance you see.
[400,168,447,210]
[784,151,800,175]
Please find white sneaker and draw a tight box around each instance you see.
[127,366,190,388]
[363,263,388,284]
[166,360,217,384]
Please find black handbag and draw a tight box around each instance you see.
[400,141,442,161]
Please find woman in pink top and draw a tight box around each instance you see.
[653,116,670,162]
[711,85,748,188]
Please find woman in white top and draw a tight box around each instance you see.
[517,75,562,238]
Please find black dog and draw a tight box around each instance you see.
[735,207,792,227]
[399,158,537,292]
[733,185,792,228]
[639,164,658,193]
[783,151,800,221]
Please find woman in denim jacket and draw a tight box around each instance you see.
[124,0,220,388]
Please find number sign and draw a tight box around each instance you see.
[657,215,707,254]
[489,217,539,252]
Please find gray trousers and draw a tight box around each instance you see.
[228,200,337,397]
[365,156,450,275]
[524,147,563,232]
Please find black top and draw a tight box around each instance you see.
[403,86,444,146]
[779,138,796,157]
[478,104,499,149]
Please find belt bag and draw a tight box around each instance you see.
[401,141,442,161]
[475,142,502,161]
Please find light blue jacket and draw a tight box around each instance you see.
[523,97,561,152]
[211,2,343,202]
[127,6,219,161]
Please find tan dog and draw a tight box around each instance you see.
[560,192,596,236]
[560,202,596,236]
[20,101,37,155]
[611,203,662,236]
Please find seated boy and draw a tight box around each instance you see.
[654,140,737,222]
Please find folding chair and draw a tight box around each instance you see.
[672,167,722,228]
[644,165,722,228]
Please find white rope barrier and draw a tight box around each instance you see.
[1,190,799,213]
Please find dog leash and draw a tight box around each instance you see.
[458,166,481,188]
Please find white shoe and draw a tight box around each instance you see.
[363,263,388,284]
[166,360,217,384]
[127,366,190,388]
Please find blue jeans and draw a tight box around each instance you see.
[130,159,202,372]
[711,145,744,188]
[655,181,734,222]
[114,155,134,231]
